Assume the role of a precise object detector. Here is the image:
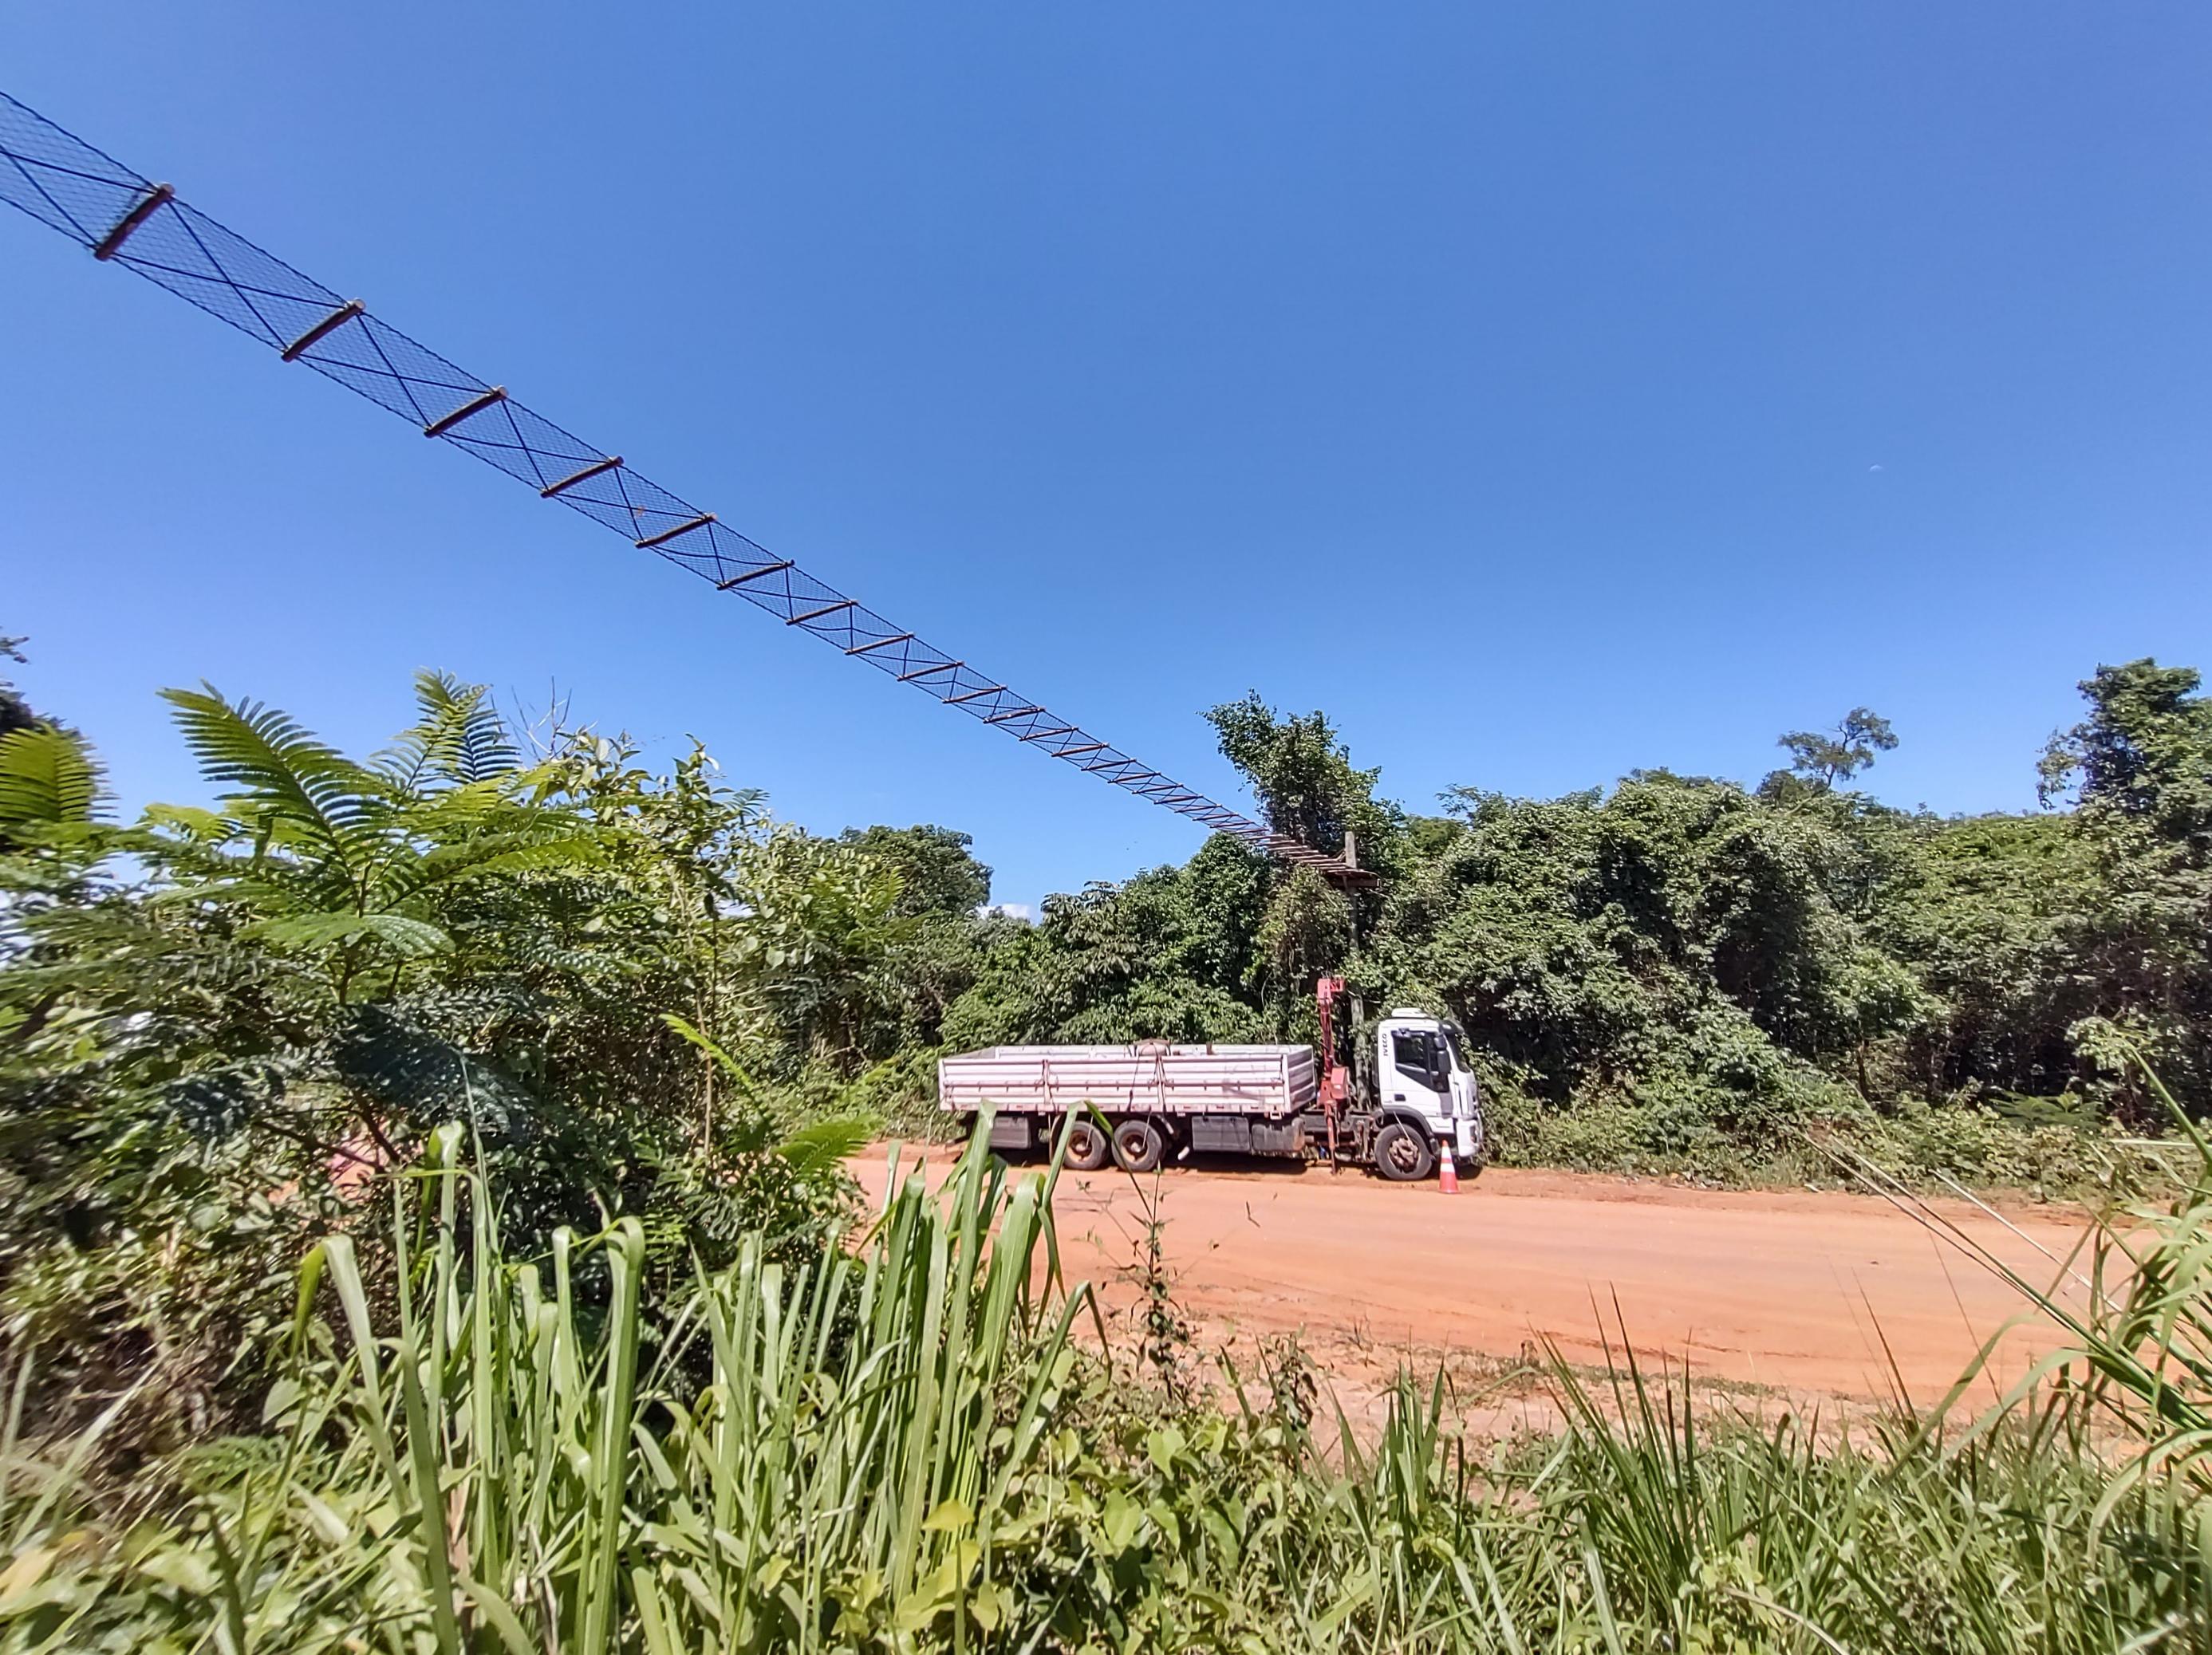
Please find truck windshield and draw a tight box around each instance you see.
[1442,1023,1470,1072]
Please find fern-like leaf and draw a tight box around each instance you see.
[161,686,389,876]
[245,910,452,958]
[0,724,102,825]
[140,802,236,843]
[664,1012,751,1082]
[401,833,604,890]
[778,1116,873,1176]
[381,670,519,788]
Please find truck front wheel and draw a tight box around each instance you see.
[1373,1121,1437,1182]
[1111,1117,1167,1173]
[1063,1118,1113,1172]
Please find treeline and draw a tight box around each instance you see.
[862,664,2212,1172]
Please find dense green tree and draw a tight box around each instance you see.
[1770,706,1899,792]
[1205,692,1399,865]
[940,864,1265,1050]
[1373,774,1915,1109]
[1868,810,2089,1097]
[2039,659,2212,1109]
[728,827,909,1074]
[839,823,992,918]
[1201,694,1407,1030]
[2040,661,2212,837]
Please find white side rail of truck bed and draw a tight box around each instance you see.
[937,1042,1319,1121]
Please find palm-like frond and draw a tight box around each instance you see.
[664,1012,751,1081]
[160,686,388,878]
[0,724,103,826]
[379,670,519,790]
[244,911,452,958]
[388,772,563,851]
[161,814,365,917]
[328,1005,534,1129]
[778,1116,873,1176]
[140,802,237,844]
[392,833,605,896]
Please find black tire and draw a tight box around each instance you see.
[1063,1118,1113,1172]
[1374,1120,1437,1182]
[1111,1117,1167,1173]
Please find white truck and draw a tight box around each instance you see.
[936,979,1483,1181]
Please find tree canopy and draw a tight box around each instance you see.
[838,823,992,919]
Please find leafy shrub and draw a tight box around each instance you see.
[0,1121,338,1460]
[0,677,881,1452]
[1484,1054,2130,1196]
[839,1045,954,1141]
[1828,1101,2131,1197]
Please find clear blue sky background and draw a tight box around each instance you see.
[5,5,2208,911]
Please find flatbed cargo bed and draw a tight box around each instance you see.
[937,1042,1318,1120]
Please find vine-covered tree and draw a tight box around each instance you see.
[2039,659,2212,1109]
[839,823,991,919]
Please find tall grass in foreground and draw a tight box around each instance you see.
[3,1107,2210,1652]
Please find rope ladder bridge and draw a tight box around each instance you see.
[0,89,1368,884]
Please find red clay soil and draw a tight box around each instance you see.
[856,1146,2093,1410]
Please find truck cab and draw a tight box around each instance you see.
[1372,1009,1484,1174]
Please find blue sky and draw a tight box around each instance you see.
[5,4,2209,910]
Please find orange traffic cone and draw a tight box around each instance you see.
[1437,1145,1460,1194]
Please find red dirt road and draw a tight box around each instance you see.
[862,1148,2092,1409]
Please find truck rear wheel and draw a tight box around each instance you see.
[1111,1117,1167,1173]
[1374,1121,1436,1182]
[1062,1118,1112,1172]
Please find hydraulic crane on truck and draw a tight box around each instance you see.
[0,90,1376,886]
